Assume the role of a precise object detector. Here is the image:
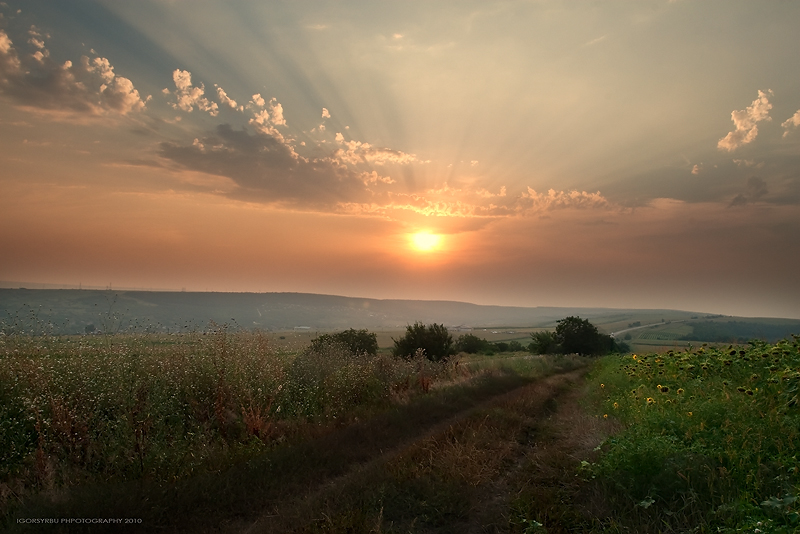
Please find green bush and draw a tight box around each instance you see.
[454,333,488,354]
[392,322,455,362]
[529,330,559,354]
[309,328,378,356]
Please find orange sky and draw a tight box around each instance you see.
[1,1,800,318]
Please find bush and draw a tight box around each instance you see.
[309,328,378,356]
[507,340,524,352]
[454,333,489,354]
[392,322,455,362]
[529,330,559,354]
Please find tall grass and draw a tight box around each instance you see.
[587,337,800,533]
[0,328,456,517]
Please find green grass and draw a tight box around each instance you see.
[585,337,800,533]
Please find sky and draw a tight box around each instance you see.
[1,0,799,319]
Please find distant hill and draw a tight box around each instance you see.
[1,288,705,335]
[2,289,798,341]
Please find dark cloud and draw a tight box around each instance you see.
[730,176,768,207]
[158,124,373,208]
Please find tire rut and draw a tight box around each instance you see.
[239,367,590,534]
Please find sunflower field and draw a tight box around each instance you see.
[588,337,800,533]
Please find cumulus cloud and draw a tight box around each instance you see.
[0,29,148,116]
[691,164,701,175]
[27,25,46,50]
[334,133,417,166]
[215,84,243,111]
[247,94,287,140]
[159,124,372,208]
[165,69,219,116]
[717,89,773,152]
[321,107,330,119]
[250,93,266,108]
[782,109,800,137]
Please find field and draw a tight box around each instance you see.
[0,329,590,532]
[585,337,800,533]
[2,326,799,533]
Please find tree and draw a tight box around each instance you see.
[554,316,615,355]
[455,333,489,354]
[493,341,509,353]
[530,317,620,355]
[392,322,455,362]
[507,340,524,352]
[529,330,559,354]
[309,328,378,356]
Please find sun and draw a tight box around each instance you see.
[410,231,442,252]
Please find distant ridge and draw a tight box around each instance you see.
[2,288,709,335]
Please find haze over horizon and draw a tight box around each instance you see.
[2,1,799,319]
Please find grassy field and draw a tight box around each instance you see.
[0,330,590,532]
[3,325,799,533]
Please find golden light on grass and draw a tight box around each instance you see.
[409,231,443,252]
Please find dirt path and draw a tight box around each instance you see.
[234,366,613,534]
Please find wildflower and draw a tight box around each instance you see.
[603,414,608,418]
[613,402,619,409]
[677,388,684,395]
[688,411,693,416]
[600,383,605,388]
[646,397,655,405]
[660,386,669,393]
[746,389,754,396]
[632,354,637,360]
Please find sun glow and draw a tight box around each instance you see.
[410,231,443,252]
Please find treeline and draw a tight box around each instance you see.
[680,321,800,344]
[309,316,627,364]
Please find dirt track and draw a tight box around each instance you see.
[232,366,613,533]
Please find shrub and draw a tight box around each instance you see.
[309,328,378,356]
[454,333,488,354]
[507,340,524,352]
[392,322,455,362]
[529,330,559,354]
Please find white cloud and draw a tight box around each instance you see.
[215,85,243,111]
[167,69,218,116]
[269,98,286,126]
[248,96,287,139]
[520,188,610,212]
[250,93,266,108]
[691,164,701,175]
[782,109,800,137]
[321,107,330,119]
[717,89,773,152]
[584,35,607,47]
[0,29,148,116]
[334,134,417,166]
